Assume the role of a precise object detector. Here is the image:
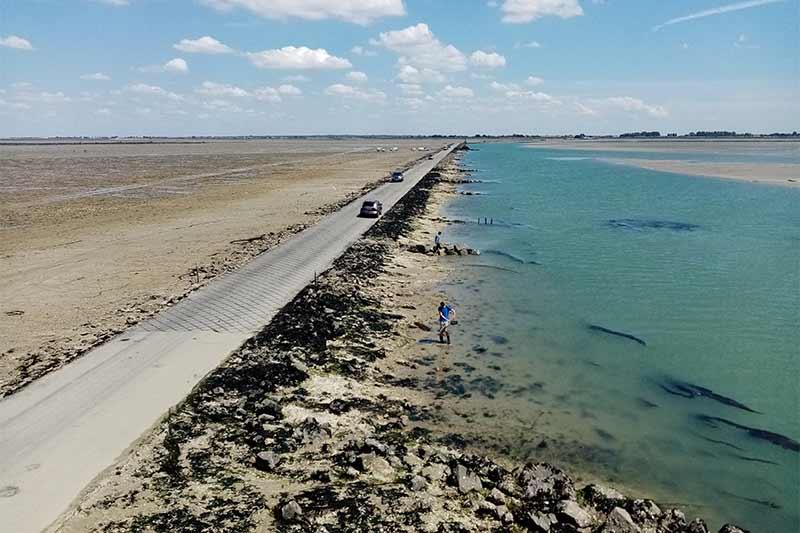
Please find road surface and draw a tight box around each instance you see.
[0,144,458,533]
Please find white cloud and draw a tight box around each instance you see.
[283,74,310,82]
[0,35,34,51]
[128,83,183,101]
[174,36,234,54]
[17,91,72,104]
[501,0,583,24]
[202,99,244,113]
[396,64,445,84]
[253,87,281,103]
[80,72,111,81]
[346,71,368,83]
[470,50,507,68]
[505,89,559,104]
[574,102,597,116]
[604,96,668,117]
[96,107,112,115]
[277,84,302,96]
[734,33,760,49]
[164,58,189,73]
[516,40,542,48]
[490,81,521,91]
[526,75,544,86]
[0,98,31,110]
[653,0,782,31]
[98,0,130,6]
[397,83,424,95]
[351,45,377,57]
[197,81,250,97]
[398,96,425,109]
[246,46,351,69]
[439,85,474,98]
[325,83,386,102]
[202,0,405,25]
[375,23,467,72]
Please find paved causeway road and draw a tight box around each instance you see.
[0,143,458,533]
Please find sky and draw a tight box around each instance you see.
[0,0,797,136]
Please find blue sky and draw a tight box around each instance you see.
[0,0,796,136]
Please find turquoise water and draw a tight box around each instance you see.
[441,143,799,532]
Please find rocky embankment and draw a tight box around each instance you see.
[58,154,746,533]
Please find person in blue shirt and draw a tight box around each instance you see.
[438,301,455,344]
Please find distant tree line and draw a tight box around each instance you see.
[619,131,661,138]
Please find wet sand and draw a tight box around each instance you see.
[0,138,449,396]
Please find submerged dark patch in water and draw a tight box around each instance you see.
[608,218,700,232]
[661,377,761,414]
[483,249,541,265]
[719,489,782,510]
[588,324,647,346]
[696,415,799,452]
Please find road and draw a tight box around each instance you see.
[0,143,458,533]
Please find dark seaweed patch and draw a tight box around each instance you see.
[608,219,700,232]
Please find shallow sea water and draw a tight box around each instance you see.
[438,143,799,532]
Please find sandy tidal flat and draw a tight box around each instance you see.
[0,138,450,395]
[604,158,799,186]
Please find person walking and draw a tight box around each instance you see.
[434,231,442,252]
[438,301,455,344]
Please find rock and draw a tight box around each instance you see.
[364,438,387,454]
[408,244,429,254]
[359,453,394,481]
[496,504,513,523]
[422,463,448,482]
[626,498,662,523]
[281,500,303,522]
[718,526,749,533]
[584,484,625,509]
[413,321,432,332]
[601,507,640,533]
[255,451,281,471]
[659,509,686,531]
[409,475,427,491]
[489,487,507,504]
[517,463,576,502]
[686,518,709,533]
[404,452,424,469]
[527,511,554,532]
[455,464,482,493]
[558,500,594,529]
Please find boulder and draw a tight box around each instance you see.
[558,500,594,529]
[526,511,554,532]
[422,463,449,482]
[626,498,662,524]
[409,475,427,491]
[254,451,281,471]
[584,484,626,511]
[517,463,576,502]
[455,464,483,493]
[359,453,394,481]
[686,518,709,533]
[718,526,749,533]
[280,500,303,522]
[601,507,640,533]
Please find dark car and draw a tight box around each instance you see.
[390,171,404,182]
[359,200,383,217]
